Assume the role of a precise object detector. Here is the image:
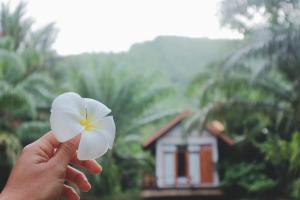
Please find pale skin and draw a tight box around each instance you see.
[0,131,102,200]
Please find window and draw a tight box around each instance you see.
[176,146,187,177]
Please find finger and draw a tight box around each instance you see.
[62,184,80,200]
[38,131,60,148]
[66,166,91,192]
[52,135,81,167]
[71,156,102,174]
[29,131,60,157]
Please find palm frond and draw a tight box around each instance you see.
[0,88,29,111]
[0,49,25,83]
[16,121,49,144]
[0,132,21,165]
[0,2,33,50]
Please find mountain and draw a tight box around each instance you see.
[62,36,241,85]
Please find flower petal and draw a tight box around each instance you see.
[50,111,83,142]
[77,131,109,160]
[93,116,116,149]
[51,92,85,115]
[85,98,111,121]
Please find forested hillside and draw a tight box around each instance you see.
[62,36,240,85]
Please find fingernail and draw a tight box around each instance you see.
[83,182,91,192]
[87,183,92,191]
[95,162,102,174]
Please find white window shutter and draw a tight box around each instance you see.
[189,152,200,185]
[164,152,175,186]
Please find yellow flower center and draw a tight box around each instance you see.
[80,118,96,132]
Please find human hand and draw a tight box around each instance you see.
[0,131,102,200]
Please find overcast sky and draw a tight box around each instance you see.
[4,0,242,55]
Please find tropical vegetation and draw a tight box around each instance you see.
[187,0,300,198]
[2,0,300,199]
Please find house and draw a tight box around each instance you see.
[141,112,234,199]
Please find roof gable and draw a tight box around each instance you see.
[143,112,235,149]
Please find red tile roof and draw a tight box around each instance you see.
[143,112,235,149]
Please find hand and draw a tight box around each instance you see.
[0,131,102,200]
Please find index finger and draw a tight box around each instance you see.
[38,131,60,148]
[27,131,61,158]
[71,155,102,174]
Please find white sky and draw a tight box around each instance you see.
[4,0,243,55]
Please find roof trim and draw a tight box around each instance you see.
[143,112,235,149]
[143,112,190,148]
[206,124,235,146]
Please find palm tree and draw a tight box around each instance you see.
[0,2,57,138]
[188,0,300,138]
[187,0,300,198]
[0,2,58,189]
[217,28,300,136]
[57,58,176,194]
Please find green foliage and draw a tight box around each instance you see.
[55,60,174,194]
[0,132,21,166]
[0,2,178,196]
[0,1,56,189]
[257,133,300,198]
[0,132,21,190]
[63,36,240,86]
[0,2,56,122]
[222,162,277,196]
[87,156,121,195]
[219,0,300,33]
[16,121,49,144]
[0,2,33,50]
[291,178,300,198]
[187,0,300,199]
[4,1,300,199]
[259,132,300,172]
[60,62,175,136]
[82,192,141,200]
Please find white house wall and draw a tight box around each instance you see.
[156,124,219,188]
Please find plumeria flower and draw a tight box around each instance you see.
[50,92,116,160]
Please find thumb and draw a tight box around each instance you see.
[52,135,80,167]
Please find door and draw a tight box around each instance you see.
[200,145,214,185]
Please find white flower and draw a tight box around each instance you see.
[50,92,116,160]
